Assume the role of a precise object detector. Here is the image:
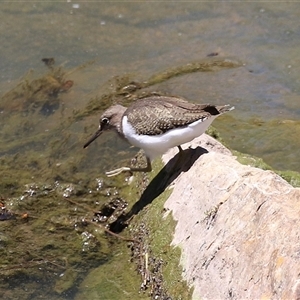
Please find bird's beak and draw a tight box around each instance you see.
[83,128,103,148]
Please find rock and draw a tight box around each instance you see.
[162,134,300,300]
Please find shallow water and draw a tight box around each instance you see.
[1,2,300,299]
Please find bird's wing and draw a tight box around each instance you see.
[125,96,222,136]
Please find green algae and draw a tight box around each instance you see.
[0,180,118,299]
[234,151,273,170]
[55,268,78,294]
[75,243,147,300]
[144,57,242,87]
[276,170,300,187]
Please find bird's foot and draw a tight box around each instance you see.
[105,167,131,177]
[105,157,152,177]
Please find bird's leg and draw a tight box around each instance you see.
[177,145,183,154]
[105,156,152,177]
[168,145,185,171]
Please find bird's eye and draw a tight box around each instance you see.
[101,117,109,125]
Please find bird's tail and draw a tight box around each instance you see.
[217,104,235,114]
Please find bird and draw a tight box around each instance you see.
[83,95,234,177]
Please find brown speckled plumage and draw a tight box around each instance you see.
[124,96,231,135]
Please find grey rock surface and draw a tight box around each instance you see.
[162,134,300,300]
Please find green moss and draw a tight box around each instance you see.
[145,57,242,87]
[128,159,193,299]
[233,151,273,171]
[232,150,300,187]
[75,243,146,300]
[206,126,223,142]
[276,170,300,187]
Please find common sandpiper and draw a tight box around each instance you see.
[84,95,234,176]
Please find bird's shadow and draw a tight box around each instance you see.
[109,146,208,233]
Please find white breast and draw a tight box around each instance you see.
[122,116,216,160]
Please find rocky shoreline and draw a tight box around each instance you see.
[161,134,300,299]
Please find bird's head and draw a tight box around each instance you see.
[83,104,126,148]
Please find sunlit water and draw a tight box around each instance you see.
[1,2,300,299]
